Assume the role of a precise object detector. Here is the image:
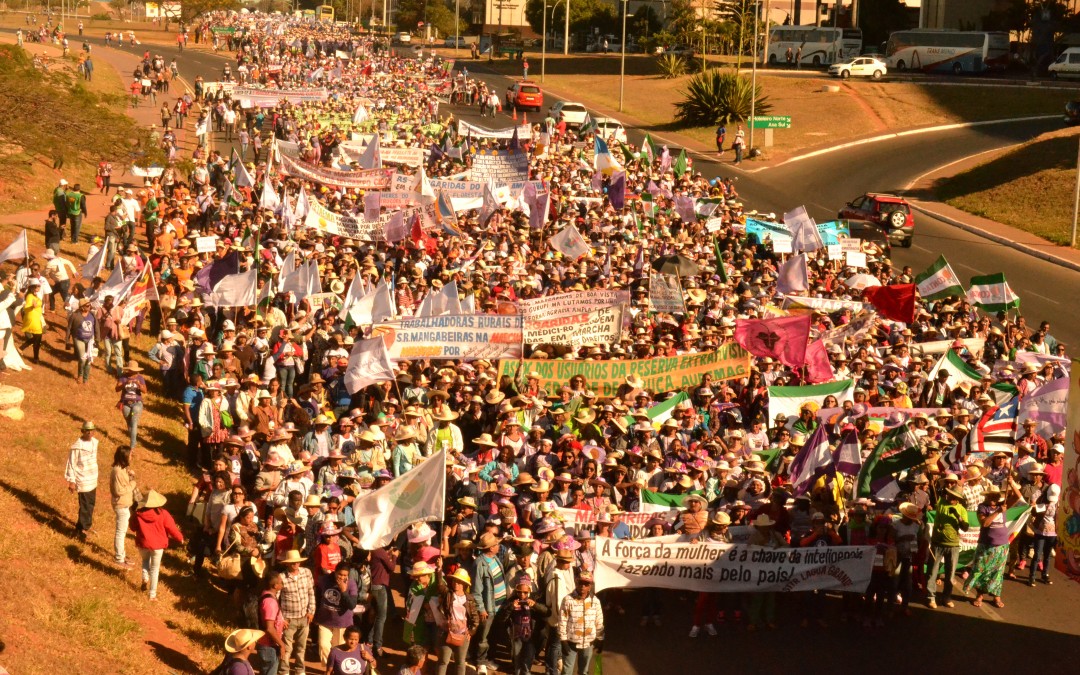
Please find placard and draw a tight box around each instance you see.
[845,251,867,268]
[195,236,218,253]
[469,149,529,183]
[372,314,524,361]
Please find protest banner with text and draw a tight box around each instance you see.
[519,290,630,346]
[373,314,523,361]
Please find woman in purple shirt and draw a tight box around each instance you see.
[324,626,377,675]
[315,561,359,666]
[964,482,1021,608]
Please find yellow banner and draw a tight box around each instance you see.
[498,344,750,398]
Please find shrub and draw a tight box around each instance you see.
[674,70,771,126]
[656,52,687,79]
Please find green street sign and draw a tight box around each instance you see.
[750,115,792,129]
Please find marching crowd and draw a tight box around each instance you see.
[7,9,1071,675]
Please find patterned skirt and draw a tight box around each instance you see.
[966,543,1009,596]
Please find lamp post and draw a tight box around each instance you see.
[564,0,570,55]
[455,0,459,53]
[749,0,758,152]
[542,2,548,82]
[619,0,628,111]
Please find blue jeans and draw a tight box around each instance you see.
[122,401,143,449]
[561,643,593,675]
[256,644,280,675]
[927,545,960,603]
[140,547,164,598]
[103,337,124,375]
[369,584,388,651]
[544,626,562,675]
[74,339,93,382]
[1031,535,1057,582]
[69,213,84,243]
[276,365,296,398]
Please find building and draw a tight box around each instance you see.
[919,0,1002,30]
[475,0,531,32]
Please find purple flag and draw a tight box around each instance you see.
[591,170,603,191]
[788,425,833,496]
[364,192,382,221]
[529,192,550,230]
[674,195,696,222]
[383,211,408,243]
[776,253,809,295]
[609,172,625,210]
[833,429,862,477]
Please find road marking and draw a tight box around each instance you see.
[950,576,1004,622]
[1026,291,1062,305]
[911,244,933,254]
[904,145,1022,191]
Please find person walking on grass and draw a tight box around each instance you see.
[110,446,137,569]
[117,360,148,450]
[65,421,100,540]
[19,281,44,363]
[130,490,184,601]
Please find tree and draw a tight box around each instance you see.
[630,5,662,42]
[524,0,617,44]
[666,0,698,43]
[715,0,756,69]
[859,0,913,49]
[180,0,241,24]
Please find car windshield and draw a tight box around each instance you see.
[521,86,540,94]
[565,105,586,112]
[878,201,910,213]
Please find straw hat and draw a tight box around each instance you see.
[395,425,418,442]
[123,360,144,373]
[278,550,307,564]
[710,511,732,526]
[478,532,502,550]
[138,490,167,509]
[224,628,265,654]
[409,561,435,577]
[899,502,921,520]
[433,409,459,422]
[448,568,472,587]
[753,514,776,527]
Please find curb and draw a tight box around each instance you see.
[775,114,1060,167]
[908,201,1080,274]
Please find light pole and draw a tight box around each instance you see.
[1072,135,1080,247]
[619,0,628,111]
[455,0,459,52]
[542,2,547,82]
[564,0,570,55]
[749,0,758,152]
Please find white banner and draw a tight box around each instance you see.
[469,149,529,183]
[784,295,867,313]
[390,175,542,210]
[305,199,435,241]
[233,86,329,107]
[457,120,532,140]
[353,449,447,550]
[278,152,395,190]
[556,507,676,540]
[519,290,630,346]
[649,272,685,314]
[339,142,427,167]
[593,538,875,593]
[372,314,524,361]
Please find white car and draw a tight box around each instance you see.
[593,116,627,145]
[548,101,589,127]
[829,56,887,80]
[395,32,412,44]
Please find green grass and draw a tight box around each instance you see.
[936,132,1079,247]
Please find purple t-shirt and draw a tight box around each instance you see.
[325,645,369,675]
[314,574,358,629]
[977,503,1010,547]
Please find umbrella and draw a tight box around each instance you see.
[651,255,700,277]
[843,274,881,291]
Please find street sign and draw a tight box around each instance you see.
[750,116,792,129]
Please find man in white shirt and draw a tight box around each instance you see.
[119,189,142,248]
[64,421,100,539]
[43,249,78,312]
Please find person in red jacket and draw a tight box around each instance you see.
[130,490,184,601]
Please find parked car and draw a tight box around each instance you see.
[828,57,887,80]
[394,32,412,44]
[592,116,627,145]
[443,36,468,48]
[1064,100,1080,125]
[505,80,544,112]
[661,44,695,57]
[837,193,914,247]
[1049,47,1080,78]
[549,101,589,127]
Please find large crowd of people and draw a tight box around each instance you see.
[7,10,1075,675]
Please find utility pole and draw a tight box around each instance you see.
[564,0,570,55]
[750,0,758,151]
[761,0,771,66]
[619,0,628,111]
[542,2,547,81]
[455,0,460,51]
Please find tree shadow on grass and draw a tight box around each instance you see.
[147,640,203,675]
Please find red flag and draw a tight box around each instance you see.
[734,315,811,369]
[862,284,916,323]
[804,339,835,384]
[410,214,424,244]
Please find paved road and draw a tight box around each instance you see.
[37,39,1080,670]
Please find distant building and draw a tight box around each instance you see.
[920,0,1003,30]
[476,0,531,33]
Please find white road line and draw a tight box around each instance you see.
[953,262,980,273]
[1026,291,1062,305]
[904,145,1023,191]
[911,244,933,254]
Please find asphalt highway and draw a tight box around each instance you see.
[37,34,1080,673]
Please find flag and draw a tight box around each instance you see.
[593,136,622,176]
[622,392,690,428]
[914,255,964,301]
[207,267,258,308]
[660,146,671,173]
[963,395,1019,459]
[856,424,923,496]
[279,254,307,298]
[353,103,369,124]
[384,211,408,243]
[927,349,984,389]
[509,126,522,152]
[196,251,239,294]
[674,195,696,223]
[609,172,626,210]
[232,149,255,188]
[549,225,590,260]
[0,230,28,265]
[776,254,808,295]
[862,284,916,323]
[344,336,396,394]
[98,263,126,300]
[528,191,550,230]
[784,205,824,252]
[479,181,499,227]
[768,379,856,422]
[788,425,833,496]
[591,170,603,192]
[416,281,462,317]
[1016,377,1069,436]
[352,448,446,549]
[81,244,105,280]
[277,250,297,292]
[734,315,812,369]
[672,149,688,178]
[803,339,835,384]
[305,259,322,297]
[619,142,638,166]
[338,273,366,319]
[436,190,463,236]
[926,503,1032,567]
[356,139,382,169]
[648,271,685,314]
[345,280,395,326]
[640,489,699,508]
[641,132,660,163]
[259,176,280,211]
[713,238,728,283]
[364,192,381,221]
[833,429,862,477]
[967,273,1020,312]
[579,115,598,140]
[293,185,310,220]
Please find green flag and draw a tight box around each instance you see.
[673,149,688,178]
[642,132,661,163]
[713,237,727,283]
[914,255,964,301]
[641,489,703,507]
[856,424,923,497]
[633,208,643,236]
[641,192,656,221]
[754,448,784,474]
[619,142,638,166]
[579,114,598,140]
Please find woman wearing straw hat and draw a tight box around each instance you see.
[130,489,184,601]
[391,425,423,477]
[403,560,439,649]
[426,408,464,455]
[116,360,148,450]
[436,567,480,675]
[965,482,1022,609]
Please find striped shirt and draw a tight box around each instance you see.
[487,554,508,606]
[558,594,605,648]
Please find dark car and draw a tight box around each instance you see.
[837,193,914,248]
[842,219,893,257]
[1065,100,1080,126]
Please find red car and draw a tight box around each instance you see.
[837,193,914,248]
[505,80,544,112]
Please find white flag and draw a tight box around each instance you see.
[776,253,809,295]
[784,206,823,252]
[345,336,396,394]
[347,280,395,326]
[306,259,322,297]
[353,104,369,124]
[549,224,590,260]
[339,273,367,319]
[259,177,280,211]
[293,185,310,220]
[479,181,499,227]
[416,281,462,317]
[98,263,126,300]
[81,244,106,280]
[356,139,382,169]
[208,267,258,308]
[279,253,307,297]
[353,448,446,550]
[364,192,382,221]
[0,231,28,265]
[234,153,255,188]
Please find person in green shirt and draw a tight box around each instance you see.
[65,183,88,244]
[53,179,69,229]
[926,487,969,609]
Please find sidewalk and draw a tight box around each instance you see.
[0,34,204,264]
[903,149,1080,273]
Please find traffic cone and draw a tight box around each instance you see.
[512,108,517,121]
[523,112,528,125]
